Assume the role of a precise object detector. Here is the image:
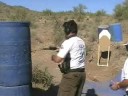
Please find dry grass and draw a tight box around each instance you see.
[32,65,53,90]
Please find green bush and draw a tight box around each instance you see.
[95,10,107,16]
[42,9,54,16]
[32,65,53,90]
[114,0,128,20]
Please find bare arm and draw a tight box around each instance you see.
[118,79,128,88]
[51,55,64,63]
[110,79,128,90]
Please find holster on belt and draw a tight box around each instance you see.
[58,53,70,74]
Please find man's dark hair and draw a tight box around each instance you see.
[63,20,78,35]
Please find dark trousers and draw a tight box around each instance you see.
[57,72,86,96]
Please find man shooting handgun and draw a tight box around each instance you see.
[51,20,86,96]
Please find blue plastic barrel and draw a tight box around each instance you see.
[0,85,31,96]
[109,23,123,42]
[0,22,31,96]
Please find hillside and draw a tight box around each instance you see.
[1,1,128,89]
[30,10,128,83]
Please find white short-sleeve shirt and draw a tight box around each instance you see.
[57,36,86,69]
[121,58,128,91]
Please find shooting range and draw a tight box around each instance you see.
[1,1,128,95]
[0,22,126,96]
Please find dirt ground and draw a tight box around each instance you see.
[30,18,128,96]
[31,18,128,90]
[32,44,126,84]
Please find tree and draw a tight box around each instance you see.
[73,4,87,14]
[95,10,107,16]
[114,4,124,20]
[114,0,128,20]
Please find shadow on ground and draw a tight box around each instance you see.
[81,71,126,96]
[32,72,126,96]
[32,84,59,96]
[85,88,98,96]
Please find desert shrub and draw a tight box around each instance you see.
[64,17,68,21]
[42,9,54,16]
[9,9,27,21]
[95,16,102,25]
[114,0,128,20]
[95,10,107,16]
[73,4,87,22]
[73,4,86,15]
[76,14,85,22]
[32,65,53,90]
[53,17,65,46]
[88,26,98,42]
[86,45,92,56]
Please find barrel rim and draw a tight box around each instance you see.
[109,23,121,26]
[98,25,109,29]
[0,21,30,23]
[0,21,30,26]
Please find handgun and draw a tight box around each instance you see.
[42,46,58,50]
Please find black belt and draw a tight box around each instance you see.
[68,68,85,72]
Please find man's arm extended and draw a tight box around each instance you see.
[51,55,64,63]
